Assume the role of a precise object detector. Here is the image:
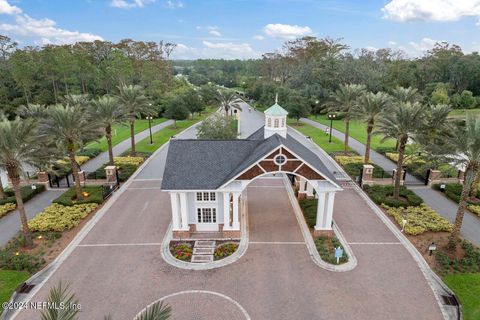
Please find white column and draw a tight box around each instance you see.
[306,181,314,197]
[314,192,326,230]
[299,177,307,194]
[170,193,181,230]
[323,192,335,230]
[179,192,189,230]
[223,192,231,230]
[232,192,240,230]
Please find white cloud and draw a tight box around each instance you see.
[0,0,21,14]
[408,37,441,53]
[165,0,184,9]
[388,40,397,46]
[382,0,480,22]
[110,0,155,9]
[253,35,264,40]
[206,26,221,37]
[0,14,103,45]
[263,23,313,40]
[171,41,258,59]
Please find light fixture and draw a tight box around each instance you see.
[82,191,90,198]
[428,242,437,256]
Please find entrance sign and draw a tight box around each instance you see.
[335,246,343,264]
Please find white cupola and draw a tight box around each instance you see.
[264,94,288,139]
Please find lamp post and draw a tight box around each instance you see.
[428,242,437,256]
[314,100,319,119]
[328,113,336,143]
[146,116,153,144]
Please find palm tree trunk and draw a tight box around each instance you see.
[52,80,58,104]
[469,168,480,199]
[130,120,136,155]
[344,118,350,154]
[106,125,114,165]
[394,136,407,199]
[364,122,373,164]
[173,119,177,129]
[447,169,474,250]
[68,147,83,201]
[7,166,33,247]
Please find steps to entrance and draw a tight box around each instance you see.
[191,240,216,263]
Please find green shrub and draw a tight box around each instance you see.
[299,198,317,227]
[77,148,102,158]
[468,205,480,216]
[52,186,103,206]
[436,241,480,275]
[335,155,391,178]
[314,236,348,264]
[214,242,238,260]
[363,185,423,207]
[375,146,397,154]
[0,203,16,218]
[0,249,44,273]
[28,203,98,232]
[433,183,480,204]
[382,204,453,235]
[0,184,46,206]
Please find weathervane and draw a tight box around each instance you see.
[275,93,278,103]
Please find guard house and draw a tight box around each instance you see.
[161,101,342,239]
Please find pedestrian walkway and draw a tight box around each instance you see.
[0,120,173,248]
[300,117,480,247]
[191,240,215,263]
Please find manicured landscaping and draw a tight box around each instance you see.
[335,155,391,179]
[308,114,396,151]
[381,204,453,235]
[363,185,423,207]
[314,236,348,264]
[448,108,480,119]
[287,120,348,153]
[432,183,480,206]
[0,270,30,311]
[84,118,167,152]
[0,203,16,218]
[436,241,480,275]
[443,273,480,320]
[299,198,317,228]
[28,203,99,232]
[385,152,457,181]
[52,185,104,206]
[0,184,46,206]
[87,156,145,182]
[169,242,193,262]
[214,242,238,260]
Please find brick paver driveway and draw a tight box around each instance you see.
[15,178,443,320]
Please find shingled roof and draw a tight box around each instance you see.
[161,132,338,190]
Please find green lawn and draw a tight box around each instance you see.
[0,270,30,311]
[308,115,396,151]
[443,273,480,320]
[287,119,348,153]
[448,109,480,119]
[134,110,214,154]
[85,118,167,152]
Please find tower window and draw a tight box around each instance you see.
[281,118,285,127]
[274,119,279,128]
[267,118,271,127]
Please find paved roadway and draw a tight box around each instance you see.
[0,120,173,247]
[300,117,480,247]
[13,104,444,320]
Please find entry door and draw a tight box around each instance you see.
[196,208,218,231]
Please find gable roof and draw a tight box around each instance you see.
[264,103,289,116]
[161,132,338,190]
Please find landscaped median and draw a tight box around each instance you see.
[385,152,457,181]
[335,154,391,179]
[432,183,480,216]
[0,184,46,219]
[88,156,145,182]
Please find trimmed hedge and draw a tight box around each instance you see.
[0,203,16,218]
[87,157,144,182]
[52,186,103,206]
[335,155,391,178]
[28,203,98,232]
[363,185,423,207]
[0,184,46,206]
[77,148,102,158]
[299,198,317,228]
[433,183,480,204]
[382,204,453,235]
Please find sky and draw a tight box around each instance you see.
[0,0,480,59]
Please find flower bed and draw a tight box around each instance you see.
[52,186,103,206]
[57,156,90,167]
[28,203,98,232]
[314,236,348,264]
[113,156,144,167]
[335,155,391,178]
[214,242,238,260]
[468,205,480,216]
[0,203,16,218]
[382,204,453,235]
[436,241,480,274]
[0,184,46,206]
[169,242,193,262]
[363,185,423,207]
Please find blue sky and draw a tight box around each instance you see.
[1,0,480,59]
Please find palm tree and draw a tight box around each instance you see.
[16,104,47,119]
[90,96,130,165]
[0,118,56,247]
[328,84,366,153]
[64,94,91,109]
[377,102,426,199]
[42,104,102,201]
[391,86,420,103]
[134,301,171,320]
[0,176,5,200]
[443,115,480,250]
[216,90,242,117]
[116,84,154,155]
[351,91,391,163]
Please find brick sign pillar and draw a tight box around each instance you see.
[392,169,406,186]
[361,164,374,186]
[428,170,442,186]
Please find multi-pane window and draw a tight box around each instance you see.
[267,118,272,127]
[197,208,217,223]
[281,118,285,127]
[274,119,279,128]
[196,192,216,202]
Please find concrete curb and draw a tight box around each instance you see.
[4,121,203,320]
[282,175,358,272]
[160,193,249,270]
